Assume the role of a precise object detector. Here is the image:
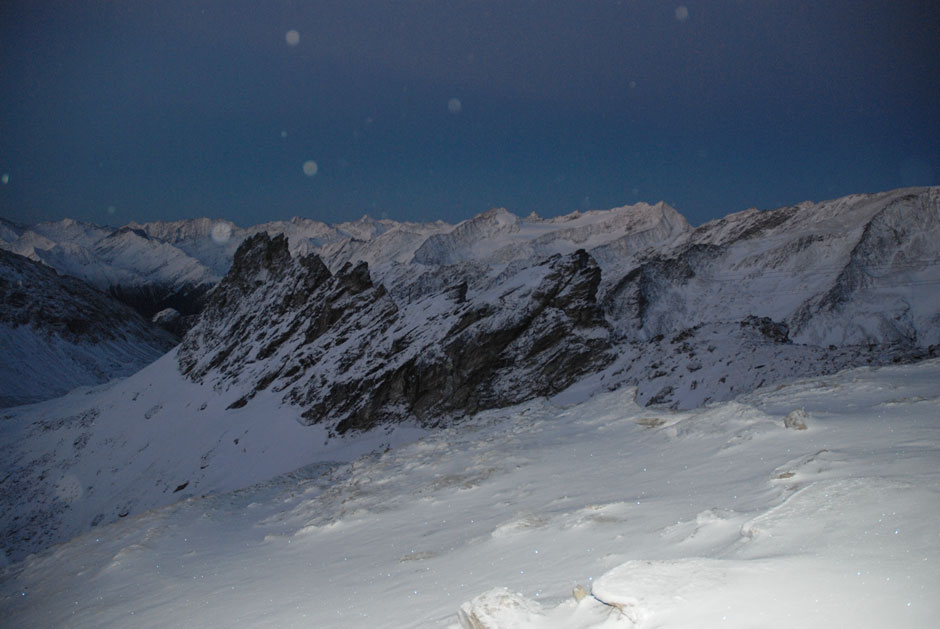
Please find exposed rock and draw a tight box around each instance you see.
[784,408,809,430]
[179,234,614,433]
[740,316,790,344]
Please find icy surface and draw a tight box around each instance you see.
[2,359,938,627]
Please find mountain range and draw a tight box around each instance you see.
[1,186,939,561]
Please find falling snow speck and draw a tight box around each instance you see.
[1,173,9,185]
[448,98,462,114]
[303,160,318,177]
[675,6,689,21]
[285,30,300,46]
[211,222,232,245]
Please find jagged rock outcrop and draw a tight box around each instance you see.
[179,233,614,433]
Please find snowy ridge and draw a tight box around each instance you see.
[181,186,940,413]
[605,187,940,344]
[179,233,613,433]
[0,249,176,406]
[411,203,690,270]
[2,359,938,627]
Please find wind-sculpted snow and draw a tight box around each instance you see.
[2,359,938,627]
[179,233,614,433]
[0,249,176,406]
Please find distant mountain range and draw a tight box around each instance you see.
[1,186,938,559]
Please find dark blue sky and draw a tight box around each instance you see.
[1,1,937,227]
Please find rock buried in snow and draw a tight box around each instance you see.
[783,408,809,430]
[572,584,590,602]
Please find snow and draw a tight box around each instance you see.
[412,203,689,269]
[0,349,427,560]
[0,324,167,407]
[2,359,938,627]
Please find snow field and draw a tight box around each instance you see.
[2,360,939,627]
[0,349,427,561]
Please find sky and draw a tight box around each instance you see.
[0,0,938,228]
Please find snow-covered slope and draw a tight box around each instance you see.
[411,202,689,271]
[2,359,937,627]
[0,220,219,320]
[0,348,427,562]
[606,187,940,346]
[0,249,176,407]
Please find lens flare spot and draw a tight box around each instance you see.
[303,160,319,177]
[211,222,232,244]
[285,30,300,46]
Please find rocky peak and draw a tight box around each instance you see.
[179,242,614,434]
[230,232,291,277]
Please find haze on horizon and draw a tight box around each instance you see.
[0,0,937,229]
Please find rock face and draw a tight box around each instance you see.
[179,233,614,433]
[0,249,177,406]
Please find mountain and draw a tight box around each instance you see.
[605,187,940,347]
[0,215,454,323]
[180,185,940,416]
[1,186,938,561]
[599,186,940,406]
[0,218,219,321]
[411,202,689,271]
[0,249,177,407]
[179,233,613,433]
